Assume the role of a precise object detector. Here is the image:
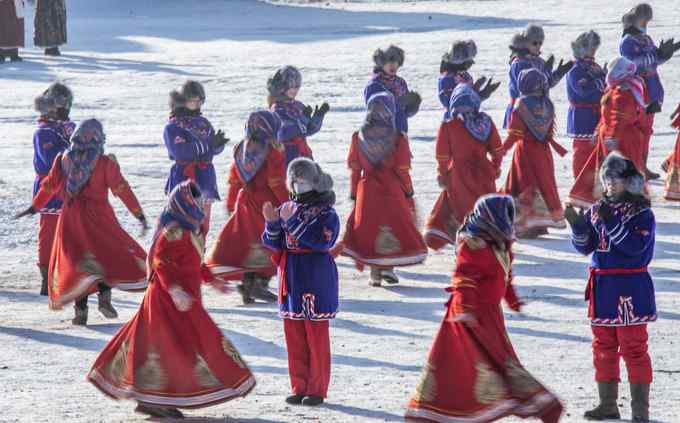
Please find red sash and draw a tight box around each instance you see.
[177,160,209,181]
[586,266,648,317]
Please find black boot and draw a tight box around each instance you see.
[630,383,650,422]
[97,287,118,319]
[72,306,88,326]
[251,275,277,302]
[135,403,184,418]
[285,394,305,405]
[44,47,61,56]
[8,48,21,62]
[301,395,324,406]
[0,50,6,64]
[584,381,621,420]
[238,273,255,304]
[39,266,49,296]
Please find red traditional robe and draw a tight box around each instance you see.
[341,132,427,267]
[32,154,147,308]
[206,148,288,280]
[405,236,563,423]
[0,0,24,49]
[664,107,680,201]
[501,111,567,232]
[425,119,503,250]
[226,163,243,214]
[88,224,255,408]
[568,87,647,207]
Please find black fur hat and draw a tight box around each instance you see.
[169,80,206,110]
[572,30,601,58]
[267,66,302,98]
[34,82,73,115]
[373,45,405,68]
[287,157,333,194]
[600,152,645,195]
[623,3,653,29]
[442,40,477,65]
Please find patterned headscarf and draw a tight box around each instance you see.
[458,194,516,247]
[359,92,398,164]
[61,119,105,197]
[234,111,282,184]
[158,180,205,233]
[449,84,492,142]
[515,68,555,141]
[606,57,646,107]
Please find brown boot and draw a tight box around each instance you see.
[39,266,49,296]
[630,383,650,422]
[584,381,621,420]
[237,273,255,304]
[97,289,118,319]
[72,305,88,326]
[251,275,277,302]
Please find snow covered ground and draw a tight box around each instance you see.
[1,0,679,421]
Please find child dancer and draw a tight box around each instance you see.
[567,31,607,178]
[406,194,564,423]
[267,65,329,166]
[163,80,229,234]
[502,68,567,238]
[425,84,503,250]
[565,153,655,422]
[88,181,255,419]
[262,158,339,406]
[504,24,572,128]
[438,39,499,120]
[32,82,76,295]
[365,45,421,135]
[15,119,148,325]
[341,92,427,286]
[568,57,647,208]
[662,104,680,200]
[207,111,288,304]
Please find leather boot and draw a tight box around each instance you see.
[584,381,621,420]
[630,383,650,422]
[97,289,118,318]
[251,275,277,302]
[238,273,255,304]
[380,267,399,284]
[44,47,61,56]
[39,266,49,296]
[369,267,382,287]
[72,305,88,326]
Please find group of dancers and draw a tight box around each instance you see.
[12,2,680,422]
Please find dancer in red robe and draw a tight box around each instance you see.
[425,84,503,250]
[662,103,680,201]
[568,57,649,208]
[502,68,567,238]
[341,92,427,286]
[15,119,148,325]
[206,111,288,304]
[0,0,24,62]
[406,194,563,423]
[88,181,256,419]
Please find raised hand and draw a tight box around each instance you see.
[302,104,313,119]
[478,78,501,100]
[212,129,230,149]
[312,102,330,120]
[545,55,555,73]
[262,201,278,222]
[472,76,487,92]
[554,59,574,79]
[564,205,586,227]
[279,202,297,222]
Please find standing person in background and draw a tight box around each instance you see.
[163,80,229,235]
[567,31,607,179]
[620,3,680,180]
[34,0,67,56]
[425,84,503,250]
[267,65,330,166]
[365,45,421,135]
[437,39,499,120]
[32,82,76,296]
[504,24,572,128]
[0,0,24,62]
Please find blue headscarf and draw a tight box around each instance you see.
[61,119,105,197]
[515,68,555,141]
[234,110,282,184]
[449,84,492,142]
[158,180,205,233]
[459,194,516,247]
[359,92,398,164]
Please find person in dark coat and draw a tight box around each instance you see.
[0,0,25,62]
[34,0,67,56]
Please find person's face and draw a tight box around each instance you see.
[528,40,542,55]
[585,46,598,59]
[382,62,400,76]
[185,97,203,111]
[636,17,650,31]
[285,86,300,99]
[605,177,626,197]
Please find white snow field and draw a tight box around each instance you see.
[1,0,679,422]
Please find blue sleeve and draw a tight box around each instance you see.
[571,209,598,255]
[163,124,210,161]
[306,113,324,137]
[34,129,69,174]
[509,61,529,99]
[438,75,455,109]
[567,67,604,102]
[602,209,655,257]
[262,219,284,251]
[620,36,659,68]
[364,80,383,105]
[285,209,340,251]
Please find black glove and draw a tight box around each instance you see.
[472,76,487,92]
[478,78,501,100]
[137,213,150,236]
[597,202,613,223]
[14,206,36,219]
[405,191,414,198]
[400,91,422,117]
[553,59,574,80]
[312,102,330,120]
[645,101,661,114]
[545,55,555,73]
[211,129,230,149]
[564,205,586,228]
[302,104,313,119]
[656,38,675,61]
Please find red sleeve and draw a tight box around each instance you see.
[348,133,362,199]
[105,155,143,218]
[603,89,641,141]
[502,109,526,152]
[267,148,289,205]
[435,122,452,177]
[394,135,414,196]
[32,154,65,210]
[450,241,487,315]
[486,122,504,170]
[152,227,202,293]
[226,163,242,213]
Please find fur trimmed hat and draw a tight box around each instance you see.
[443,40,477,65]
[571,30,601,58]
[373,45,405,68]
[267,66,302,98]
[523,24,545,44]
[600,152,645,195]
[286,157,334,194]
[34,82,73,115]
[169,80,206,110]
[509,33,529,51]
[623,3,653,29]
